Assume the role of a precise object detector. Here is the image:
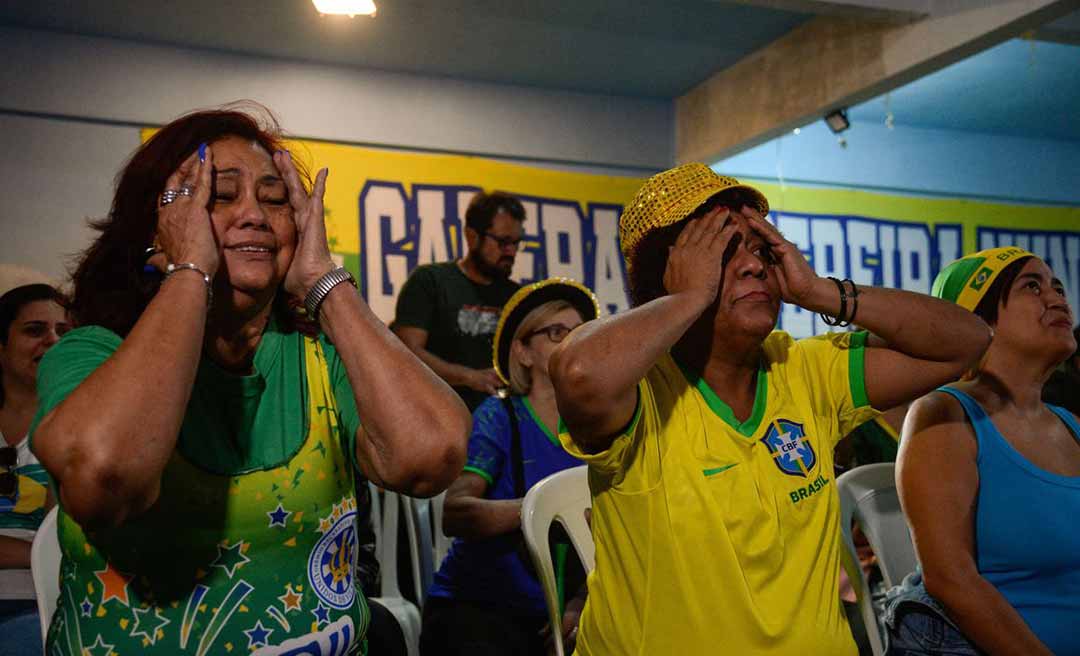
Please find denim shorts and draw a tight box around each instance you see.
[883,571,983,656]
[886,605,984,656]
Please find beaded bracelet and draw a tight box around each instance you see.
[819,277,859,328]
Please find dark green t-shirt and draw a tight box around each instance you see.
[392,262,519,410]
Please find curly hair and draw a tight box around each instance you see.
[69,102,309,336]
[626,187,763,307]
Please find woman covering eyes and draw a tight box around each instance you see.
[421,278,597,656]
[890,247,1080,656]
[28,104,470,655]
[548,163,992,655]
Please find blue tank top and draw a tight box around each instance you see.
[939,387,1080,655]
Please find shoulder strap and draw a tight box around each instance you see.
[501,396,526,498]
[1046,404,1080,446]
[936,386,988,423]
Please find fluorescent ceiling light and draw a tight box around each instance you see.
[312,0,376,17]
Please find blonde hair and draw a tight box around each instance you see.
[508,300,576,395]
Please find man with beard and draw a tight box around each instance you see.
[393,192,525,410]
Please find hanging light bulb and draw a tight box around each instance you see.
[312,0,377,17]
[884,92,895,131]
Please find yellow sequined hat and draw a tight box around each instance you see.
[492,278,600,386]
[619,163,769,271]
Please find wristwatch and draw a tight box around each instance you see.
[304,266,357,321]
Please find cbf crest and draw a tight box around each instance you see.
[760,419,817,477]
[307,496,359,610]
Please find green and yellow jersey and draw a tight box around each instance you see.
[560,331,877,656]
[31,321,369,656]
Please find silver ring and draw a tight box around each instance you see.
[160,186,194,207]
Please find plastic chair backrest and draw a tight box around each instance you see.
[30,506,60,643]
[837,462,917,656]
[379,491,405,598]
[838,462,917,588]
[430,491,451,568]
[368,482,383,560]
[521,465,594,656]
[370,488,422,655]
[405,496,434,607]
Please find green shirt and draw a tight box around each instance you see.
[30,319,370,655]
[392,262,519,410]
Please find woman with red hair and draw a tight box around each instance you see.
[30,105,470,655]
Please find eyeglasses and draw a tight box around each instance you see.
[0,446,17,499]
[526,323,576,344]
[481,232,523,250]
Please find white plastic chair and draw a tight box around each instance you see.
[368,481,383,559]
[404,496,434,607]
[430,491,451,568]
[30,505,60,643]
[520,466,594,656]
[838,462,918,656]
[370,491,422,656]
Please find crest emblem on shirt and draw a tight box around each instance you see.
[760,419,817,478]
[307,496,358,610]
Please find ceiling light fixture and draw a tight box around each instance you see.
[312,0,376,17]
[824,108,850,134]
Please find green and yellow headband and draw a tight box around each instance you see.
[931,246,1033,311]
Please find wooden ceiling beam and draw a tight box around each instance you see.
[677,0,1079,164]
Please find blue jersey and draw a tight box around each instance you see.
[427,395,582,614]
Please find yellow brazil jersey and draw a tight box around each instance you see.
[559,331,878,656]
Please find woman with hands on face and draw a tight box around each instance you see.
[29,105,470,655]
[548,164,992,656]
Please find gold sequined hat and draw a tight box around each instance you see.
[619,163,769,271]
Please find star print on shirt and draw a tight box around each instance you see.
[311,602,331,627]
[80,597,94,618]
[93,561,134,607]
[243,619,274,649]
[278,584,303,612]
[209,540,251,578]
[130,606,171,646]
[267,504,291,528]
[85,634,115,656]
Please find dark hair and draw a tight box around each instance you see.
[627,188,760,307]
[464,192,525,235]
[69,103,307,336]
[0,283,67,407]
[971,256,1032,326]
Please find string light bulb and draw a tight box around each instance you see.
[313,0,376,17]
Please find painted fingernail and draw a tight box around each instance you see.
[198,142,207,162]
